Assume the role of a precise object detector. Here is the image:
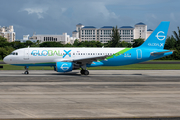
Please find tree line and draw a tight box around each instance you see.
[0,26,180,60]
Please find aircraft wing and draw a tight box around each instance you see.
[73,55,109,65]
[150,50,174,56]
[55,55,110,65]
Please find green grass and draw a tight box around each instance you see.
[89,64,180,70]
[148,60,180,62]
[1,64,180,70]
[0,64,54,70]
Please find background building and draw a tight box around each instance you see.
[98,26,113,43]
[72,22,153,44]
[16,34,37,43]
[0,25,15,42]
[147,29,153,40]
[119,26,134,43]
[29,33,77,44]
[134,22,147,40]
[25,22,153,45]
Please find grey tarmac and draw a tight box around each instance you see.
[0,70,180,119]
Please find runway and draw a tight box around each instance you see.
[0,70,180,119]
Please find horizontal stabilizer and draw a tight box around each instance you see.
[151,50,174,56]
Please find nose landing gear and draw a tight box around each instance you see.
[24,66,29,74]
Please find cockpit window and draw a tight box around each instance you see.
[10,52,18,55]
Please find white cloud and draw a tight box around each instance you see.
[12,0,177,38]
[170,13,176,22]
[151,14,157,19]
[23,8,46,19]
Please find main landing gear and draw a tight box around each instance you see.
[24,66,29,74]
[80,69,89,75]
[80,65,89,75]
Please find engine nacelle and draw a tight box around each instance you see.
[56,62,73,72]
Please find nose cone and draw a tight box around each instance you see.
[3,56,8,64]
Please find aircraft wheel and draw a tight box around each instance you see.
[80,70,85,75]
[84,70,89,75]
[24,71,29,74]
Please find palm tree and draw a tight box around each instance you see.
[173,27,180,44]
[107,26,120,47]
[172,27,180,59]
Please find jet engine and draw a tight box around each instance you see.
[56,62,73,72]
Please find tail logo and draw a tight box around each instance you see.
[156,31,166,41]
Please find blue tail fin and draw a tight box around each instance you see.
[139,21,170,49]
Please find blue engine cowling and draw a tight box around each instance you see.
[56,62,73,72]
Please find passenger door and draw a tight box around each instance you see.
[24,49,29,60]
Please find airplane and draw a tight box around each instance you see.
[3,21,173,75]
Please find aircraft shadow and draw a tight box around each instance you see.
[46,72,82,76]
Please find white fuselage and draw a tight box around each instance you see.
[4,47,125,65]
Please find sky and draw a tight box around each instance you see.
[0,0,179,39]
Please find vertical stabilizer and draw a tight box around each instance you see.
[139,21,170,49]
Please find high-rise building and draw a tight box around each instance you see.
[0,25,15,42]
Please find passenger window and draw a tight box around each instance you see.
[13,52,15,55]
[83,53,85,55]
[93,53,95,55]
[88,53,90,55]
[73,53,75,55]
[16,53,18,55]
